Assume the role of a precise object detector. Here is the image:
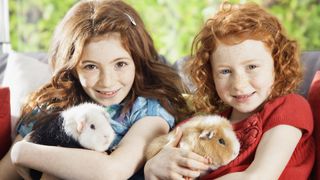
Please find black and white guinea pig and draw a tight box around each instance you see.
[30,102,115,152]
[146,115,240,170]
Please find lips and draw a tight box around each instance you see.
[96,89,119,98]
[232,92,255,102]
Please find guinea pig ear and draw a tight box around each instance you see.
[76,119,86,133]
[199,129,215,140]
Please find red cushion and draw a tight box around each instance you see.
[0,87,12,159]
[308,71,320,180]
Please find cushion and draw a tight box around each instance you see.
[308,71,320,180]
[299,51,320,97]
[0,87,11,159]
[1,51,52,138]
[0,53,9,84]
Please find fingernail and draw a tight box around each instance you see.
[175,127,180,135]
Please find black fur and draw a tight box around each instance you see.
[30,116,81,148]
[29,114,82,180]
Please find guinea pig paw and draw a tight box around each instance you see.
[204,156,213,165]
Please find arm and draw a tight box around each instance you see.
[144,127,211,180]
[11,116,170,180]
[216,124,302,180]
[0,135,23,180]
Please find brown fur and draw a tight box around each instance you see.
[146,115,240,169]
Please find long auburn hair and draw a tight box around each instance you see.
[188,2,302,114]
[19,0,191,125]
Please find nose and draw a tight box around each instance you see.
[232,73,248,91]
[99,70,115,87]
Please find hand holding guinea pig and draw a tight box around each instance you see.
[28,103,116,180]
[146,115,240,171]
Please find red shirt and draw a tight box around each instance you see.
[202,94,315,180]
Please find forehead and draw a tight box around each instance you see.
[80,32,131,61]
[211,39,273,64]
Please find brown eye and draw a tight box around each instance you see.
[218,138,225,145]
[84,64,97,70]
[90,124,95,130]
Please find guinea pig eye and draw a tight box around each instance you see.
[90,124,95,130]
[218,138,225,145]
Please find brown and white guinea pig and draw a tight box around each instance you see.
[30,102,116,152]
[146,115,240,170]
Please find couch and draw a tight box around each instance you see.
[0,51,319,179]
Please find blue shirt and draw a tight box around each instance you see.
[17,96,175,150]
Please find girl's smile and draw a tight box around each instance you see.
[76,33,135,106]
[96,89,120,98]
[232,92,256,103]
[211,39,275,121]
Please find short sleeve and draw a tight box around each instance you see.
[262,94,313,134]
[127,97,175,129]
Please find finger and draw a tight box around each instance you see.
[178,154,210,171]
[181,150,210,165]
[175,167,201,179]
[165,127,182,148]
[170,173,186,180]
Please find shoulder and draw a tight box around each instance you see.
[131,96,158,113]
[128,96,175,128]
[281,93,309,104]
[263,94,311,114]
[261,94,313,133]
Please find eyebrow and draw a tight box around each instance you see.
[241,59,259,64]
[214,59,260,68]
[80,57,132,64]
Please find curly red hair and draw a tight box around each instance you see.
[188,2,302,114]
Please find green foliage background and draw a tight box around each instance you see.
[9,0,320,63]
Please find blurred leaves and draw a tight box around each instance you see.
[8,0,320,63]
[9,0,77,52]
[266,0,320,51]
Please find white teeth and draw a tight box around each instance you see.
[233,92,255,98]
[101,91,114,95]
[97,89,119,95]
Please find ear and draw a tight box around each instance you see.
[199,129,215,140]
[76,119,86,133]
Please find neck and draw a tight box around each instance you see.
[230,109,253,124]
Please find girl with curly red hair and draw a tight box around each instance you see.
[145,2,315,179]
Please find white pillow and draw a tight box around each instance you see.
[1,51,52,138]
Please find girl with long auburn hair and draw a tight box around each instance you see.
[0,0,192,179]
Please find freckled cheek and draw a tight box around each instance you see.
[214,79,229,97]
[251,75,274,92]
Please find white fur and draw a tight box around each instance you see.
[223,128,240,162]
[182,115,224,129]
[62,103,115,152]
[202,115,223,125]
